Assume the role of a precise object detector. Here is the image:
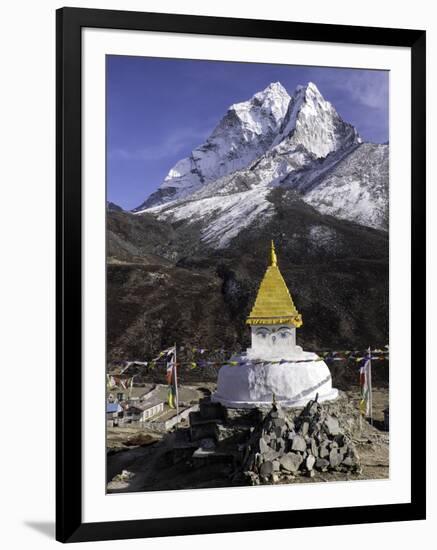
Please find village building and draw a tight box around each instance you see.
[106,402,123,426]
[106,383,155,404]
[212,242,338,408]
[120,400,164,424]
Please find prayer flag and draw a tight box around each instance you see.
[165,348,177,408]
[359,351,372,417]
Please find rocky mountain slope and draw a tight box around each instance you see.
[133,82,291,211]
[107,81,389,361]
[303,143,389,230]
[132,82,387,248]
[107,190,388,361]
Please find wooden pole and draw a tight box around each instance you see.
[174,342,180,427]
[129,375,133,400]
[368,346,373,426]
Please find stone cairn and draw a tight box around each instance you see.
[242,394,361,485]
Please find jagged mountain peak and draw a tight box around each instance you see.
[294,81,320,96]
[298,81,336,116]
[300,80,322,94]
[133,82,384,247]
[285,81,329,112]
[272,81,361,158]
[223,81,290,134]
[134,82,293,211]
[135,81,356,212]
[263,80,288,94]
[231,81,289,111]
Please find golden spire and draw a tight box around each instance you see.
[270,240,277,266]
[246,242,302,327]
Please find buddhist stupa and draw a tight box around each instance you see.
[212,242,338,408]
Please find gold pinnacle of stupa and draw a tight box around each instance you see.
[246,241,303,327]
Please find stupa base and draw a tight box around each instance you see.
[211,358,338,409]
[212,388,339,409]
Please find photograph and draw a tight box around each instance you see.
[105,56,390,493]
[0,0,430,547]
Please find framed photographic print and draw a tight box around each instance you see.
[56,7,426,543]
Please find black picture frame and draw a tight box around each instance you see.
[56,6,426,543]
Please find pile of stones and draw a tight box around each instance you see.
[242,395,361,485]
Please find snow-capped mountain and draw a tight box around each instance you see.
[303,143,389,231]
[134,82,290,211]
[134,82,388,247]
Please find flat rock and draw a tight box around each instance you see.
[279,452,303,473]
[316,458,329,470]
[263,449,280,461]
[192,447,217,458]
[259,437,270,454]
[291,435,307,452]
[306,454,316,471]
[319,448,329,458]
[329,448,341,468]
[325,415,340,436]
[260,461,274,476]
[342,456,353,467]
[107,479,130,490]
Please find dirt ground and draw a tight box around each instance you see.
[106,385,389,492]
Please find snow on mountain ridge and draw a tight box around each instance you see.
[136,81,360,212]
[273,82,361,158]
[134,82,292,211]
[174,82,361,206]
[229,81,291,134]
[303,143,389,230]
[133,81,387,248]
[147,188,275,249]
[271,85,307,147]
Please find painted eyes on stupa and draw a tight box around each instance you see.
[255,327,292,339]
[277,328,292,339]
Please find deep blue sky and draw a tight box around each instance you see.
[107,56,389,210]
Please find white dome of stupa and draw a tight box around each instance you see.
[212,242,338,408]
